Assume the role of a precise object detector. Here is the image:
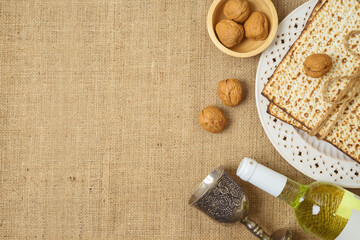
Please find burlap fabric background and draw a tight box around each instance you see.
[1,0,359,239]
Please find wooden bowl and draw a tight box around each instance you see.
[208,0,278,58]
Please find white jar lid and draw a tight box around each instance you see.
[237,157,287,197]
[237,157,258,181]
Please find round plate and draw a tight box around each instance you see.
[255,0,360,188]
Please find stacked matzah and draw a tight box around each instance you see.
[262,0,360,162]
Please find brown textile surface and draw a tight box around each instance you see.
[0,1,359,239]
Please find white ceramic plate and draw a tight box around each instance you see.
[255,0,360,188]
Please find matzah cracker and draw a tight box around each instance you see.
[268,103,309,131]
[266,0,326,133]
[262,0,360,161]
[307,0,327,26]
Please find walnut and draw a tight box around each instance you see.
[244,12,269,41]
[304,53,332,78]
[217,78,243,107]
[215,20,244,48]
[223,0,251,23]
[198,106,227,133]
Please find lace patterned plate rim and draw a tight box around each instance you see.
[255,0,360,188]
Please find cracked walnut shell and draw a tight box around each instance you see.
[223,0,251,23]
[244,12,269,41]
[304,53,332,78]
[215,20,244,48]
[198,106,227,133]
[217,78,243,107]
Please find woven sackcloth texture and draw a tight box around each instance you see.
[1,0,359,239]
